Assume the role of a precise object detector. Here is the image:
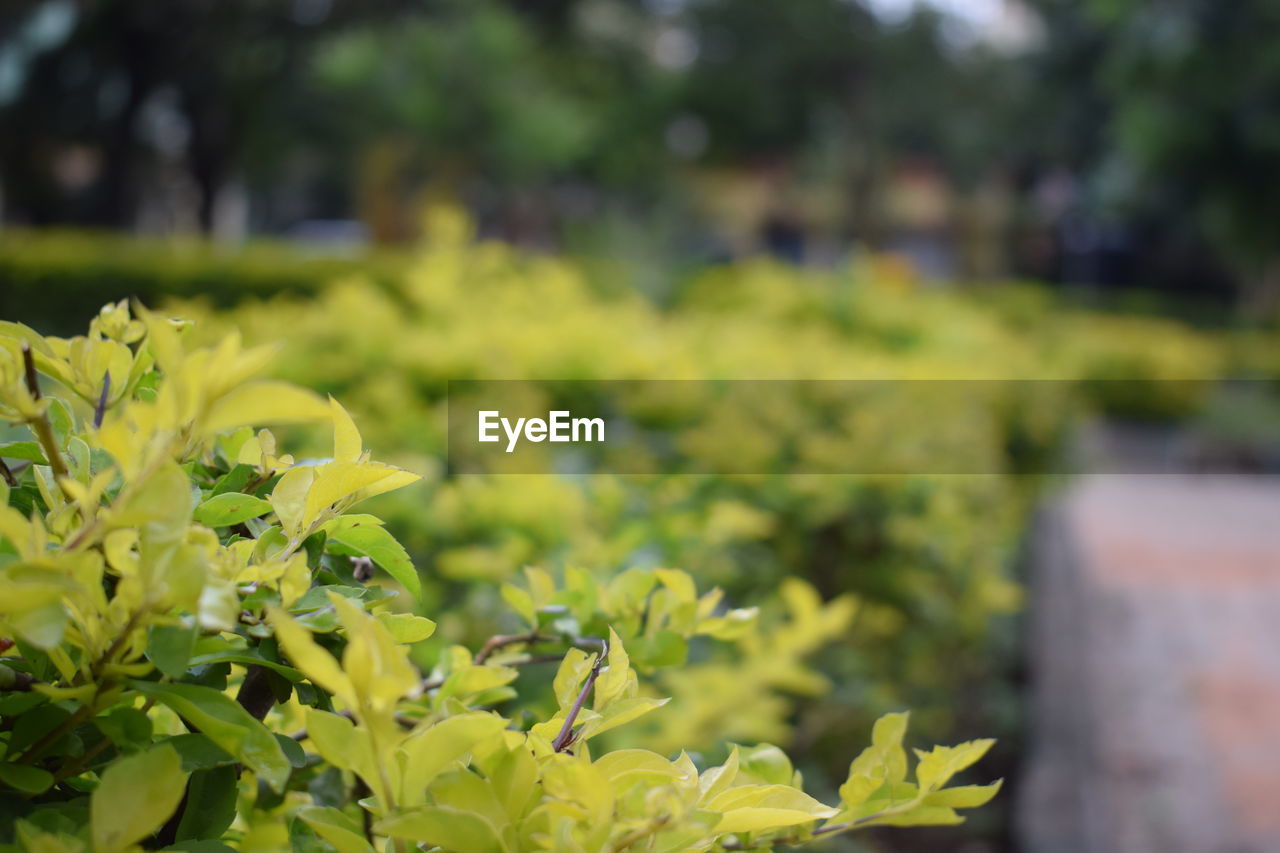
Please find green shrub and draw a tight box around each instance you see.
[0,230,407,336]
[0,304,997,851]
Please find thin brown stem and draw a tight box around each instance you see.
[93,373,111,429]
[28,409,67,479]
[16,704,93,765]
[611,814,671,851]
[54,696,160,784]
[241,469,274,495]
[53,734,113,784]
[552,641,607,753]
[88,610,143,683]
[17,610,144,765]
[20,344,41,402]
[474,630,544,665]
[0,457,16,487]
[418,633,602,693]
[22,344,68,479]
[235,664,277,721]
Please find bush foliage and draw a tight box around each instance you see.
[0,304,999,851]
[169,212,1225,757]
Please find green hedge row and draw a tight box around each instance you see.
[0,229,407,334]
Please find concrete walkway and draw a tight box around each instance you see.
[1018,475,1280,853]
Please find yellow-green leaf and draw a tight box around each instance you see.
[305,708,356,770]
[593,750,685,787]
[376,806,505,853]
[873,804,965,827]
[375,612,436,644]
[714,807,827,835]
[398,713,509,804]
[203,381,330,434]
[924,779,1003,809]
[848,711,910,784]
[267,606,354,704]
[91,746,187,853]
[269,467,315,540]
[330,397,363,462]
[914,739,996,791]
[593,629,631,710]
[298,806,377,853]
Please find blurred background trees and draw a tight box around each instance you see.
[1,0,1278,312]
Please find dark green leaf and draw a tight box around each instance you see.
[162,734,236,772]
[291,585,366,613]
[148,623,199,680]
[325,518,420,600]
[6,704,73,758]
[131,681,291,793]
[175,766,238,842]
[0,692,46,716]
[210,463,255,496]
[274,733,307,769]
[0,762,54,794]
[186,647,302,682]
[95,706,153,748]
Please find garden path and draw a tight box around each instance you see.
[1018,474,1280,853]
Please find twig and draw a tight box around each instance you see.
[93,373,111,429]
[89,610,143,682]
[0,458,16,487]
[418,631,599,693]
[611,815,671,851]
[552,640,607,753]
[21,344,41,402]
[241,469,275,495]
[514,653,568,667]
[354,777,374,837]
[16,610,144,765]
[16,704,93,764]
[235,664,277,721]
[53,697,158,784]
[53,734,112,783]
[21,344,68,479]
[474,630,545,665]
